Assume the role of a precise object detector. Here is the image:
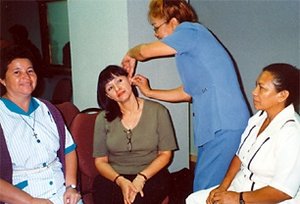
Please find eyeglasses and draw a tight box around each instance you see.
[124,129,132,152]
[153,21,167,33]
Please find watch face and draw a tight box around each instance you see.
[67,184,76,189]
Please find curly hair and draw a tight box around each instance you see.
[0,45,35,79]
[148,0,198,23]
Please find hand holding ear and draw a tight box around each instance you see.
[131,75,151,97]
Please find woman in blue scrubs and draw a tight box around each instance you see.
[122,0,250,191]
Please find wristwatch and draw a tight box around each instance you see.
[66,184,77,190]
[239,192,245,204]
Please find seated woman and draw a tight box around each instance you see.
[0,45,82,204]
[186,63,300,204]
[93,65,178,204]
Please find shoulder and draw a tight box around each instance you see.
[95,110,109,126]
[143,98,168,111]
[35,98,54,109]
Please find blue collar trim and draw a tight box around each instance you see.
[0,97,39,116]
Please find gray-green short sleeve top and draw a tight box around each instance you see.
[93,99,178,174]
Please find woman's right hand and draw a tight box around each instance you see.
[121,54,137,77]
[116,176,138,204]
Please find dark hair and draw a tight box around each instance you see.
[148,0,198,23]
[97,65,132,122]
[263,63,299,112]
[0,45,35,79]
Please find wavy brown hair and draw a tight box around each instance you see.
[148,0,198,23]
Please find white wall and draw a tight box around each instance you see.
[68,0,189,172]
[68,0,129,109]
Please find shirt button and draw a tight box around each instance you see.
[43,163,47,167]
[49,181,53,185]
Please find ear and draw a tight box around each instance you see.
[0,79,6,87]
[169,17,179,29]
[277,90,289,103]
[127,76,133,85]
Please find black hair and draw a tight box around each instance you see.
[0,45,35,79]
[97,65,138,122]
[263,63,299,112]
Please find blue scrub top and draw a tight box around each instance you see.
[162,22,250,146]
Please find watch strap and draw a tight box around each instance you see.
[239,192,245,204]
[66,184,77,190]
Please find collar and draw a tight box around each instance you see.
[257,104,299,130]
[0,97,39,116]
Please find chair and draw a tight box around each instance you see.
[52,78,73,104]
[70,108,101,204]
[55,102,80,128]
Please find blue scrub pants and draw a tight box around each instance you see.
[193,129,244,191]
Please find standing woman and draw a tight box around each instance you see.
[122,0,250,191]
[0,45,82,204]
[93,65,177,204]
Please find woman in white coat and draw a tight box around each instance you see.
[186,63,300,204]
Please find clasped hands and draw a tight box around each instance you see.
[206,186,240,204]
[117,174,146,204]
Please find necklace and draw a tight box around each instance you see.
[19,112,40,143]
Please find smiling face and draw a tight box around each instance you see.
[252,71,287,113]
[0,58,37,98]
[105,75,132,103]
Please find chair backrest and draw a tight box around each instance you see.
[52,78,72,104]
[69,108,101,195]
[55,102,80,128]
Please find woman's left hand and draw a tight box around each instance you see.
[132,174,146,197]
[208,191,239,204]
[131,75,151,97]
[63,188,81,204]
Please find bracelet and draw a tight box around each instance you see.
[138,172,148,181]
[239,192,245,204]
[113,174,122,184]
